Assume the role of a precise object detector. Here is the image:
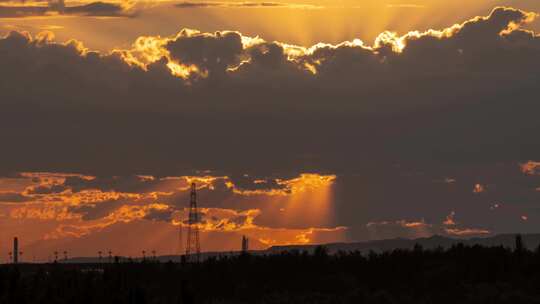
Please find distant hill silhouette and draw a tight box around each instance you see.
[267,233,540,254]
[59,233,540,263]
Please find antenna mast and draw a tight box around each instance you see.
[186,183,201,262]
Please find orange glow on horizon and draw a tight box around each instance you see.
[0,172,343,259]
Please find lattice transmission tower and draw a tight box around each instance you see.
[186,183,200,262]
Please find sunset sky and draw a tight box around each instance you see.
[1,0,540,262]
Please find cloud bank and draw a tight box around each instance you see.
[0,0,136,18]
[1,7,539,175]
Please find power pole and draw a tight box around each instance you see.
[186,183,201,262]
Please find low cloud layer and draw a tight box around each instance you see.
[0,172,349,258]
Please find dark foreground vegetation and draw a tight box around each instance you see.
[2,236,540,304]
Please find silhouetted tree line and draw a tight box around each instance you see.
[2,236,540,304]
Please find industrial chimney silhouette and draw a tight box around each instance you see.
[241,235,249,253]
[13,237,18,264]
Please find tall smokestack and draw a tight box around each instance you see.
[13,237,18,264]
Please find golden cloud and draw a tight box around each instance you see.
[443,211,456,226]
[226,174,336,196]
[520,161,540,175]
[473,183,485,194]
[10,203,82,221]
[444,228,491,236]
[43,202,171,239]
[4,6,537,85]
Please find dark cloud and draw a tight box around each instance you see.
[0,7,538,175]
[227,174,286,192]
[0,1,132,18]
[175,2,221,8]
[238,2,283,7]
[63,176,165,193]
[174,1,315,9]
[0,5,48,18]
[143,207,174,222]
[64,1,129,16]
[68,199,125,221]
[27,184,67,195]
[0,191,32,202]
[165,29,244,77]
[62,8,540,177]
